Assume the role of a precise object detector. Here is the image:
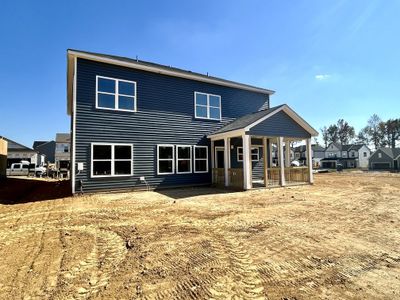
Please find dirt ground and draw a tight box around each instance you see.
[0,173,399,300]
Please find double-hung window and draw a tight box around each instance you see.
[157,145,174,175]
[237,147,260,162]
[96,76,137,111]
[194,92,221,120]
[91,143,133,177]
[176,145,192,174]
[194,146,208,173]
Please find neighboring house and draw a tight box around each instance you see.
[66,49,318,193]
[0,136,45,167]
[369,148,400,170]
[55,133,71,172]
[321,143,371,169]
[293,144,325,167]
[33,140,56,163]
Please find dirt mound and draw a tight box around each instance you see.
[0,178,71,204]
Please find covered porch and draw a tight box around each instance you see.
[207,104,318,190]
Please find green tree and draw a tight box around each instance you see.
[337,119,355,145]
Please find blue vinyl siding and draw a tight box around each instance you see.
[248,110,311,138]
[74,58,269,192]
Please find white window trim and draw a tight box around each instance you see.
[176,145,192,174]
[96,75,137,112]
[91,143,133,178]
[237,146,260,162]
[194,145,209,173]
[157,144,175,175]
[194,91,221,121]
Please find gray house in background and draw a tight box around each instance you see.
[369,148,400,170]
[33,140,56,163]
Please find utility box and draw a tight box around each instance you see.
[0,138,7,179]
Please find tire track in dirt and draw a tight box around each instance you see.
[54,225,127,299]
[139,223,266,300]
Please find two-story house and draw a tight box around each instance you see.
[55,133,71,175]
[321,142,370,169]
[67,50,318,193]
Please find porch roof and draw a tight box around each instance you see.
[208,104,318,139]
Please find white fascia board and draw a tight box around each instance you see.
[67,50,274,96]
[207,129,245,140]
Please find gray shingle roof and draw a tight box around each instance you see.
[210,105,285,135]
[0,136,36,152]
[68,49,275,95]
[379,147,400,159]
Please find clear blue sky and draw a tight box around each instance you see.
[1,0,399,147]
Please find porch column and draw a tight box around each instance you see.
[306,138,314,184]
[211,139,215,183]
[263,137,268,187]
[224,137,230,187]
[278,136,286,186]
[268,138,273,167]
[242,134,252,190]
[285,140,291,167]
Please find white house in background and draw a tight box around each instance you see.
[321,142,371,169]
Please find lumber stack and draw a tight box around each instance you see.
[0,139,7,179]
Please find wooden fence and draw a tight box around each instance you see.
[212,168,225,187]
[284,167,308,184]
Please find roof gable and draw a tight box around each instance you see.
[208,104,318,138]
[0,136,35,152]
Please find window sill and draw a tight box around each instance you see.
[96,107,137,113]
[194,116,221,122]
[91,174,133,178]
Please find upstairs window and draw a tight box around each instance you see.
[91,143,133,177]
[176,145,192,174]
[96,76,137,112]
[194,146,208,173]
[363,152,367,157]
[194,92,221,120]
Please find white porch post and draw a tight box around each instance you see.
[211,139,215,183]
[278,136,286,186]
[285,140,291,167]
[224,137,230,187]
[268,138,273,167]
[306,138,314,184]
[263,137,268,187]
[242,134,252,190]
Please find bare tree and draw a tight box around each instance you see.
[356,126,370,144]
[320,126,329,147]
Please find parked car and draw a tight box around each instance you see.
[6,161,46,177]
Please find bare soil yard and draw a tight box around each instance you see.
[0,173,399,299]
